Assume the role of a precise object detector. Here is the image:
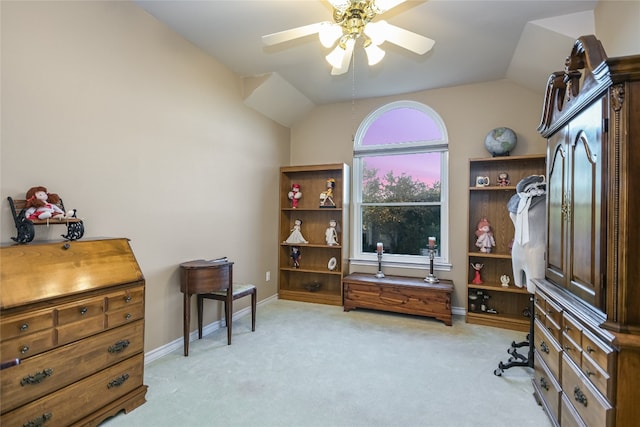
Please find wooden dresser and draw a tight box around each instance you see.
[533,36,640,426]
[0,238,147,426]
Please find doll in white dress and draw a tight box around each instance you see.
[325,220,338,245]
[285,219,308,244]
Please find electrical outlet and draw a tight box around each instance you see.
[266,271,271,282]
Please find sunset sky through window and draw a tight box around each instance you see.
[362,107,442,185]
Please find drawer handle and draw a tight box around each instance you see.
[125,313,132,320]
[20,323,29,332]
[21,368,54,386]
[124,295,132,303]
[20,345,30,354]
[564,325,570,332]
[539,377,549,391]
[108,340,130,354]
[79,307,88,315]
[108,373,130,388]
[564,345,573,352]
[585,369,595,377]
[574,386,588,407]
[540,341,549,354]
[586,345,595,353]
[23,412,52,427]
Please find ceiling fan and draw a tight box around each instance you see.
[262,0,435,76]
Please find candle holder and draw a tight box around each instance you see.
[424,246,439,283]
[375,251,385,278]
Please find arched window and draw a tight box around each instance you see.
[352,100,450,269]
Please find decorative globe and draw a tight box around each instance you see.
[484,127,517,157]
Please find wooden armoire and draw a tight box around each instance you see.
[533,36,640,426]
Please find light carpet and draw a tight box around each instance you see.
[102,299,551,427]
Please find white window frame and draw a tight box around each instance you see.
[351,100,451,272]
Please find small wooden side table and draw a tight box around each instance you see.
[343,273,454,326]
[179,260,233,356]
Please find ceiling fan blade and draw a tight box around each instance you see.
[262,22,328,46]
[376,21,435,55]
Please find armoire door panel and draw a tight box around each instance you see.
[546,132,568,287]
[567,100,604,307]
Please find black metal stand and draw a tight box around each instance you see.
[494,295,534,376]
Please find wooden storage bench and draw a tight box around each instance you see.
[342,273,454,325]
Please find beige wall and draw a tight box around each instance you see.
[290,80,546,307]
[0,1,290,352]
[595,0,640,57]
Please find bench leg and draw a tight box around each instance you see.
[251,289,256,332]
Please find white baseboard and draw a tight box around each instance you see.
[143,293,278,364]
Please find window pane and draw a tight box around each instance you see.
[362,153,441,203]
[361,205,441,255]
[362,107,442,145]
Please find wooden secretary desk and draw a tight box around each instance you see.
[532,35,640,427]
[0,238,147,426]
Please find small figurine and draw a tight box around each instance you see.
[475,217,496,253]
[325,219,338,246]
[291,246,301,268]
[497,172,510,186]
[288,183,302,208]
[471,263,484,284]
[500,274,510,287]
[285,219,308,244]
[320,178,336,207]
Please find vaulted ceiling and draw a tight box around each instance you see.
[134,0,598,126]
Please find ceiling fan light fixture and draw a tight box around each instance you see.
[363,20,387,46]
[319,22,344,48]
[328,0,352,13]
[364,42,385,65]
[330,37,356,75]
[326,43,347,69]
[371,0,406,14]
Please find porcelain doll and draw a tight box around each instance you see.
[285,219,308,244]
[475,217,496,253]
[325,219,338,245]
[288,183,302,208]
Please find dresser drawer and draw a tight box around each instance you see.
[106,303,144,328]
[0,309,54,341]
[562,313,582,356]
[106,285,144,311]
[0,329,55,360]
[561,392,588,427]
[535,318,562,379]
[1,353,144,427]
[562,354,614,427]
[582,350,613,399]
[0,320,144,414]
[582,328,615,376]
[56,315,105,345]
[545,298,563,332]
[533,352,561,423]
[56,297,104,325]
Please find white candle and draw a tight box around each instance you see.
[428,237,436,248]
[376,242,383,254]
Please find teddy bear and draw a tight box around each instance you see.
[24,186,74,220]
